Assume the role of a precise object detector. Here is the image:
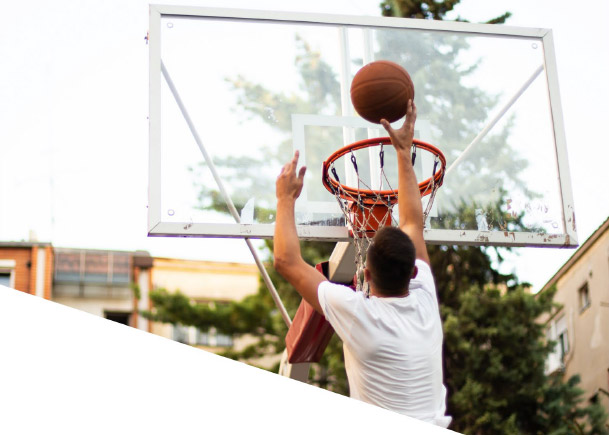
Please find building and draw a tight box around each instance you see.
[150,256,260,350]
[52,247,153,329]
[0,242,53,298]
[0,243,260,356]
[538,217,609,410]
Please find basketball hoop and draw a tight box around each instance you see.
[321,137,446,292]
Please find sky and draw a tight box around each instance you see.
[1,0,608,291]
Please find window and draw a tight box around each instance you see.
[54,251,82,282]
[54,250,131,284]
[105,311,131,326]
[578,283,590,312]
[546,314,569,373]
[202,327,233,347]
[111,254,131,284]
[214,333,233,347]
[196,330,211,346]
[555,315,569,358]
[0,273,10,287]
[173,325,233,346]
[173,325,189,344]
[0,260,16,288]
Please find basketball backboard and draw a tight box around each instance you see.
[148,5,577,248]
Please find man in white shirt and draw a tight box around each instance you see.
[274,100,451,428]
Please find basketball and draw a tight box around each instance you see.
[350,60,414,124]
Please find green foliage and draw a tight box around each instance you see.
[144,287,278,337]
[442,285,554,432]
[380,0,511,24]
[537,374,609,435]
[131,283,141,301]
[434,246,608,433]
[380,0,461,20]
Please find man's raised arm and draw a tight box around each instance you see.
[273,151,327,314]
[380,100,430,265]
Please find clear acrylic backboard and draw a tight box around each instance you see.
[148,5,577,247]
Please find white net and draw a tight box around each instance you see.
[323,139,445,293]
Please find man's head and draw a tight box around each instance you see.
[365,226,416,296]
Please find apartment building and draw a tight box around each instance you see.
[538,217,609,410]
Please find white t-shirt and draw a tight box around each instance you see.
[318,260,451,428]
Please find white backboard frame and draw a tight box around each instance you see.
[148,5,577,248]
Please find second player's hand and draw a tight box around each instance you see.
[380,100,417,153]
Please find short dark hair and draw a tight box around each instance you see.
[366,226,416,296]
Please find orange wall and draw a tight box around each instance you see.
[0,246,54,299]
[44,246,54,299]
[1,247,33,293]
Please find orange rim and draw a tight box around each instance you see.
[322,137,446,205]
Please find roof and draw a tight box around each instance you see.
[0,241,53,248]
[539,216,609,292]
[53,246,148,255]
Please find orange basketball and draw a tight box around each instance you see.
[350,60,414,124]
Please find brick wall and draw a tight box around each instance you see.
[0,247,33,293]
[44,246,53,299]
[0,245,54,299]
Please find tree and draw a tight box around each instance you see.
[379,0,511,23]
[440,281,607,433]
[146,0,608,432]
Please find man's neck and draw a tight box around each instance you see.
[369,286,409,298]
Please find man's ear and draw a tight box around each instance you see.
[411,265,418,279]
[364,268,371,283]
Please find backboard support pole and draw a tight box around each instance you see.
[161,61,292,328]
[279,349,310,383]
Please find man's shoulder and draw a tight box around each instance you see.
[318,281,362,312]
[409,260,437,300]
[411,259,434,284]
[318,281,361,302]
[317,282,369,343]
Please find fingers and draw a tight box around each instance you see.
[291,150,300,166]
[406,100,417,123]
[380,118,393,134]
[289,150,301,174]
[381,100,416,133]
[298,165,307,181]
[276,151,306,200]
[279,151,303,177]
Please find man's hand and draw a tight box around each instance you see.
[276,151,307,203]
[380,100,417,154]
[379,100,430,265]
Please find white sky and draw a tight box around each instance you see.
[1,0,608,291]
